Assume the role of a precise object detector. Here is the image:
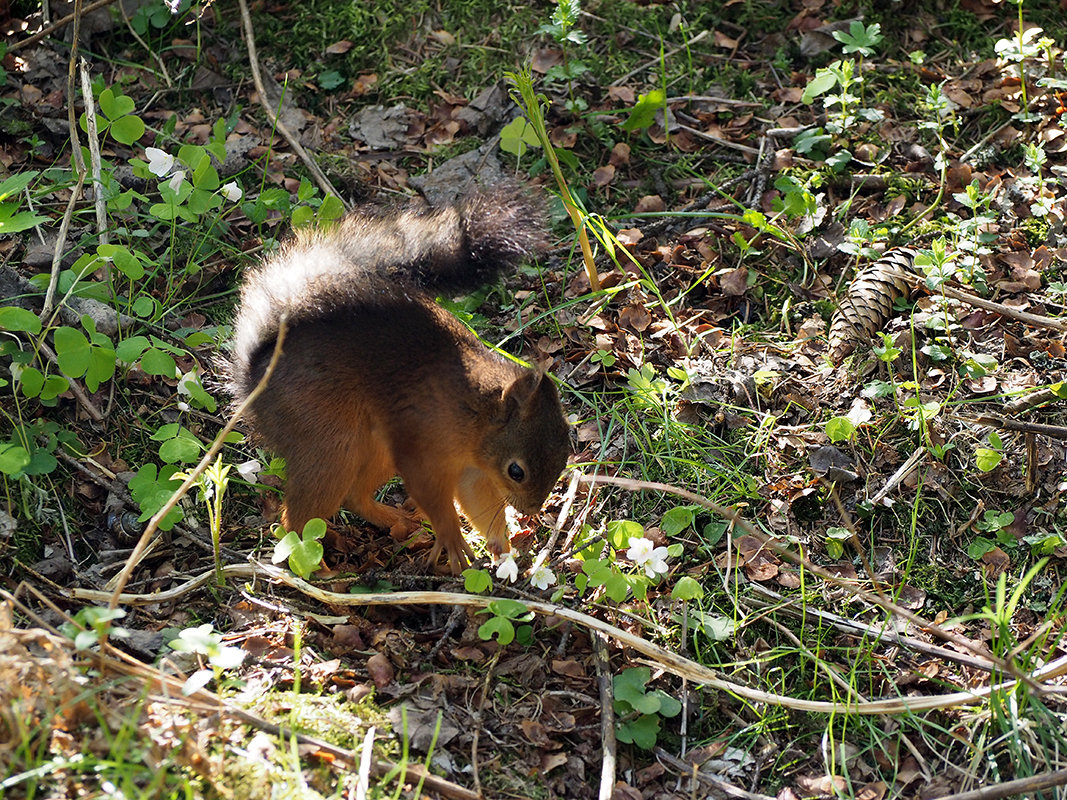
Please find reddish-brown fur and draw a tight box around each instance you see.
[228,189,569,572]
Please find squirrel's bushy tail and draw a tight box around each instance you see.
[226,183,547,403]
[444,184,548,288]
[349,183,548,291]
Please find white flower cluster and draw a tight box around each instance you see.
[144,146,242,202]
[494,551,557,590]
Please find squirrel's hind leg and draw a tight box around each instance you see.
[280,456,351,533]
[343,446,422,542]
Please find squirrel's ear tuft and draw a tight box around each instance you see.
[502,369,541,409]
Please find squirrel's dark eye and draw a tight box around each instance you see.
[508,462,525,482]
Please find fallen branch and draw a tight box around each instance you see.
[68,559,1067,717]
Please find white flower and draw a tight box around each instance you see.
[495,552,519,583]
[176,369,198,396]
[221,181,243,202]
[236,459,262,483]
[530,563,557,590]
[168,170,186,192]
[626,536,669,579]
[145,147,174,177]
[504,505,523,534]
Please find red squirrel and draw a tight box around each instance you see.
[227,186,569,573]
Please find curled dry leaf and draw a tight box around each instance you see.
[531,48,563,73]
[591,164,616,188]
[719,267,749,297]
[365,651,394,688]
[325,40,353,54]
[981,546,1011,577]
[619,304,652,332]
[429,29,456,46]
[352,73,378,95]
[609,141,631,166]
[634,194,665,213]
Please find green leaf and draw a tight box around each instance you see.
[486,598,532,622]
[967,536,995,560]
[110,115,146,145]
[793,127,831,157]
[318,195,345,224]
[604,573,630,603]
[182,376,217,413]
[616,715,661,749]
[140,348,177,377]
[128,463,184,529]
[671,575,704,601]
[84,342,116,392]
[258,187,291,210]
[0,209,49,234]
[18,366,44,398]
[825,149,852,172]
[53,326,90,378]
[620,89,665,132]
[825,416,856,443]
[477,616,515,645]
[649,689,681,717]
[273,519,326,578]
[23,447,58,476]
[661,505,697,536]
[605,519,644,550]
[302,518,327,540]
[499,116,541,157]
[702,521,727,546]
[190,157,220,191]
[149,202,177,221]
[0,170,39,201]
[40,374,68,401]
[614,667,651,707]
[159,431,201,464]
[287,536,325,579]
[296,179,315,203]
[99,244,145,279]
[975,447,1003,472]
[833,20,882,57]
[0,306,42,334]
[687,610,734,641]
[97,87,135,120]
[0,443,30,475]
[463,568,492,594]
[801,69,839,104]
[318,69,344,90]
[273,530,300,561]
[291,205,314,228]
[116,335,150,363]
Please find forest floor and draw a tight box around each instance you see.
[3,0,1067,798]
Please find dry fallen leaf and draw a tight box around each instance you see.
[618,304,652,332]
[591,164,616,188]
[325,39,353,54]
[634,194,665,213]
[366,652,394,687]
[719,267,749,297]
